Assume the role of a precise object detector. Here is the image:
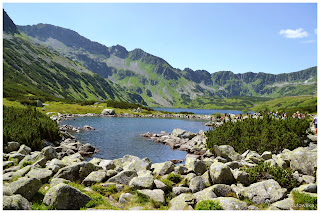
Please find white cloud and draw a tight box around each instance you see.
[299,40,315,44]
[279,28,308,38]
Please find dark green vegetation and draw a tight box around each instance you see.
[291,191,317,210]
[195,200,224,210]
[166,173,182,184]
[17,22,317,108]
[3,106,61,150]
[105,100,153,111]
[206,115,311,155]
[245,162,297,190]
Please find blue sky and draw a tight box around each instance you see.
[3,3,317,74]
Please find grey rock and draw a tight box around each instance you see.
[101,108,115,115]
[17,144,32,155]
[89,158,103,166]
[210,184,235,197]
[154,179,167,190]
[3,194,32,210]
[53,162,100,182]
[214,145,242,162]
[5,142,20,153]
[151,161,174,175]
[41,146,57,160]
[193,186,217,202]
[173,187,192,196]
[244,150,264,164]
[271,198,294,210]
[26,168,53,183]
[4,177,42,200]
[174,164,188,175]
[238,179,287,204]
[122,155,152,172]
[60,153,84,166]
[225,161,242,169]
[108,170,138,185]
[99,160,115,170]
[82,171,109,186]
[232,170,250,186]
[43,183,92,210]
[261,151,272,160]
[8,153,25,163]
[118,193,132,203]
[201,171,211,186]
[101,182,124,191]
[189,176,206,193]
[168,193,194,210]
[184,173,197,182]
[137,189,165,204]
[3,161,15,169]
[171,128,195,139]
[211,197,248,210]
[185,157,207,175]
[302,175,316,184]
[209,162,236,185]
[50,178,71,187]
[129,176,154,189]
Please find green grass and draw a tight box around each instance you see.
[195,200,224,210]
[292,191,317,210]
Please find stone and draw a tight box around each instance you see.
[171,128,195,139]
[261,151,272,160]
[215,156,228,163]
[174,164,188,175]
[214,145,242,162]
[129,206,144,210]
[211,197,248,210]
[129,176,154,189]
[50,178,71,187]
[41,146,57,160]
[53,162,100,182]
[17,144,32,155]
[12,165,32,179]
[46,159,65,173]
[3,161,15,169]
[5,142,20,153]
[184,173,197,182]
[8,153,25,163]
[101,108,115,115]
[185,158,207,175]
[3,194,32,210]
[271,198,294,210]
[302,175,316,184]
[78,143,96,155]
[99,160,115,170]
[244,151,264,164]
[89,158,103,166]
[118,193,132,203]
[168,193,195,210]
[225,161,242,169]
[122,155,152,172]
[100,182,124,191]
[210,184,235,197]
[154,179,167,190]
[173,187,192,196]
[189,176,206,193]
[4,177,42,200]
[108,170,138,185]
[193,186,217,202]
[60,153,84,166]
[137,189,165,204]
[43,183,92,210]
[82,171,109,186]
[232,170,250,186]
[26,168,53,183]
[151,161,174,176]
[294,183,317,193]
[201,171,211,186]
[209,162,236,185]
[237,179,287,204]
[281,147,317,176]
[248,205,259,210]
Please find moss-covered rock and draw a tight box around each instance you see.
[4,177,42,200]
[3,194,32,210]
[209,162,235,185]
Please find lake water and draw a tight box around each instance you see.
[152,107,253,115]
[61,116,210,163]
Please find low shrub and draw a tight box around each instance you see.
[292,191,317,210]
[166,173,182,184]
[195,200,224,210]
[245,162,297,190]
[3,106,61,150]
[206,115,310,154]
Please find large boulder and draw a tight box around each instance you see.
[46,159,65,173]
[173,187,192,196]
[169,193,195,210]
[122,155,152,172]
[214,145,242,162]
[41,146,57,160]
[60,153,84,166]
[232,170,250,186]
[17,144,32,155]
[78,143,96,156]
[154,179,168,191]
[137,189,165,204]
[107,170,138,185]
[101,109,115,115]
[43,183,92,210]
[201,171,211,186]
[5,142,20,153]
[185,157,207,175]
[244,150,264,164]
[99,160,115,170]
[53,162,100,182]
[189,176,206,193]
[211,197,248,210]
[151,161,174,176]
[50,178,71,187]
[271,198,294,210]
[82,171,109,186]
[4,177,42,200]
[3,194,32,210]
[193,187,217,202]
[209,162,236,185]
[26,168,53,183]
[210,184,234,197]
[281,146,317,176]
[237,179,287,205]
[171,128,195,139]
[129,176,154,189]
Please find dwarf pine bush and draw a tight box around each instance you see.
[3,106,61,150]
[206,115,310,155]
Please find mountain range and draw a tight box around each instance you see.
[3,10,317,108]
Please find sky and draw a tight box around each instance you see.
[3,3,318,74]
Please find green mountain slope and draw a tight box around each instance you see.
[16,21,317,108]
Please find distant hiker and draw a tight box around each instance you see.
[312,116,317,134]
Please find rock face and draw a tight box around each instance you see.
[43,183,92,210]
[211,184,234,197]
[122,155,152,172]
[173,187,192,196]
[4,177,42,200]
[193,187,217,202]
[151,161,174,175]
[238,179,287,204]
[99,160,115,170]
[3,194,32,210]
[107,170,138,185]
[101,109,115,115]
[209,162,236,185]
[185,158,207,175]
